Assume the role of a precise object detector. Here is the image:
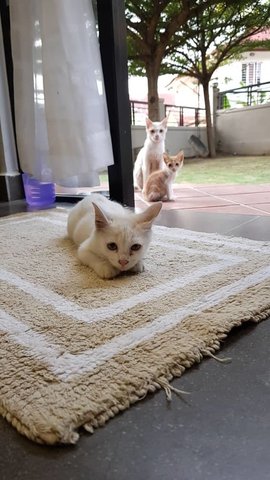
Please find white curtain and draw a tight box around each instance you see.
[9,0,114,186]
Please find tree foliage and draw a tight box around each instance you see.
[126,0,270,155]
[168,1,270,83]
[126,0,227,119]
[168,0,270,156]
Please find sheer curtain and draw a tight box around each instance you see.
[9,0,114,187]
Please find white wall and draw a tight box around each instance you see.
[216,102,270,155]
[131,125,208,158]
[215,50,270,91]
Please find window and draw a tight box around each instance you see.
[241,62,262,85]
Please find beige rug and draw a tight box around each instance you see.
[1,209,270,445]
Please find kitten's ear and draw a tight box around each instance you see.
[163,152,170,163]
[135,202,162,231]
[161,117,168,128]
[146,117,153,129]
[92,203,110,229]
[177,150,184,164]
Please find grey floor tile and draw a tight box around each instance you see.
[225,215,270,240]
[155,209,257,235]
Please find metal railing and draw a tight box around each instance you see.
[217,81,270,110]
[130,100,206,126]
[165,104,206,127]
[130,100,148,125]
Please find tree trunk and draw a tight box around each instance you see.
[203,82,216,158]
[146,64,160,121]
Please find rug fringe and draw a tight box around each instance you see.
[157,379,191,402]
[206,351,232,364]
[201,343,232,363]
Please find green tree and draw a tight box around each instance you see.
[168,0,270,156]
[126,0,270,157]
[126,0,227,121]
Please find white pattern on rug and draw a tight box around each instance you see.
[1,265,270,381]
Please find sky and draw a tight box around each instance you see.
[128,74,176,101]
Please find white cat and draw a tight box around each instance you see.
[133,116,168,193]
[67,193,162,279]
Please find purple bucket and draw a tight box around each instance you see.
[22,173,56,207]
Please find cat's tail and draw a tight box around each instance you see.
[146,191,162,202]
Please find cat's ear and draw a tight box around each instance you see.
[146,117,153,129]
[163,152,170,164]
[177,150,184,164]
[92,203,110,229]
[135,202,162,231]
[161,117,168,128]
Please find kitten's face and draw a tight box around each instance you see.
[96,225,149,272]
[163,151,184,173]
[91,202,162,273]
[146,117,167,143]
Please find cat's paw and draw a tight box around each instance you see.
[130,261,145,274]
[95,262,119,279]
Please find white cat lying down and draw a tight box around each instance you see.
[67,193,162,279]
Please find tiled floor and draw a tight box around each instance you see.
[136,183,270,216]
[57,182,270,215]
[1,195,270,480]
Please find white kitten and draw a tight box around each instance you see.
[133,117,167,193]
[67,193,162,279]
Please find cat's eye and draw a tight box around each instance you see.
[107,242,118,251]
[176,163,179,166]
[131,243,142,251]
[168,163,172,167]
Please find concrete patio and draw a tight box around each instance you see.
[135,183,270,216]
[55,182,270,216]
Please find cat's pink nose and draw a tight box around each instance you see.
[119,258,129,267]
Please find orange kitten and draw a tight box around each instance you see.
[144,151,184,202]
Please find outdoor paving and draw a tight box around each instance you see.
[135,183,270,216]
[56,182,270,216]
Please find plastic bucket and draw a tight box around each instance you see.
[22,173,56,207]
